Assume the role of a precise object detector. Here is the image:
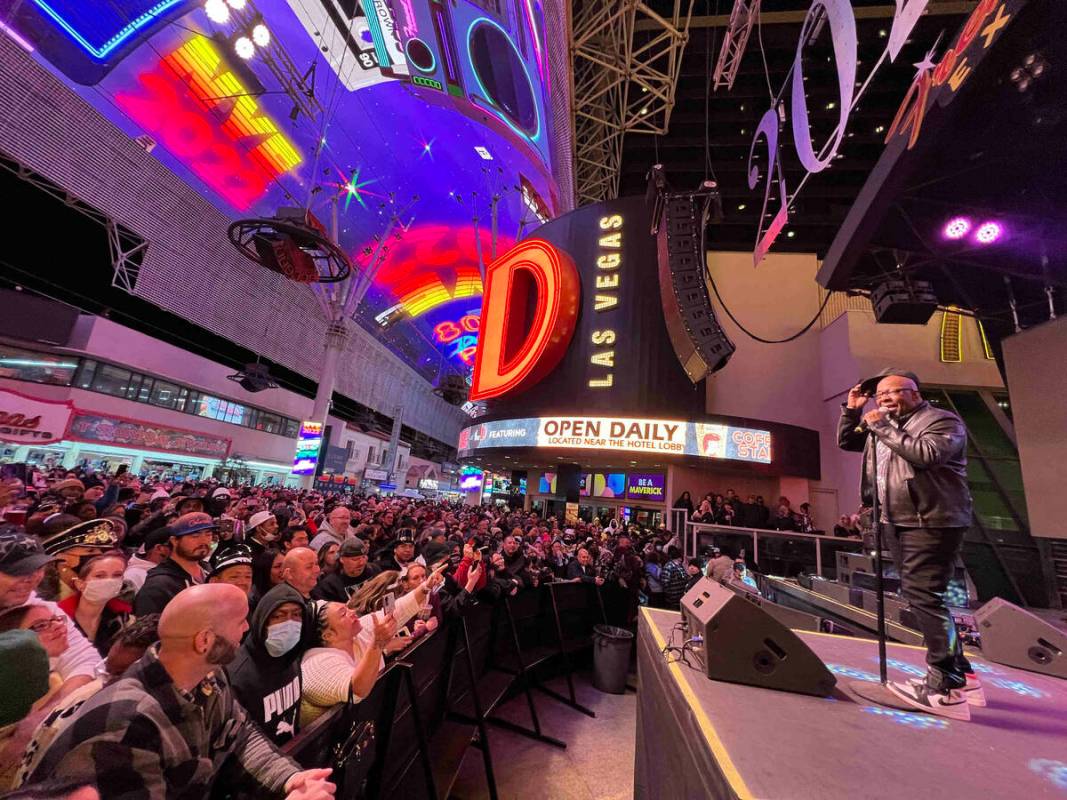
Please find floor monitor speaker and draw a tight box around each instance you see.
[681,578,836,696]
[974,598,1067,678]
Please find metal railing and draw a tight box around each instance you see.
[677,512,865,580]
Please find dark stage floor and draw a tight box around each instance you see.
[642,608,1067,799]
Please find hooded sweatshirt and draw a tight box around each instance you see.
[226,583,310,746]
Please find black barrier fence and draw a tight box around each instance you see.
[225,580,616,800]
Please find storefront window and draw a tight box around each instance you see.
[0,345,78,385]
[149,380,182,410]
[91,364,133,397]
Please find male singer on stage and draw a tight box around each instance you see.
[839,367,983,721]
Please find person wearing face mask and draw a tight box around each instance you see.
[226,581,313,746]
[245,511,280,556]
[56,552,130,658]
[23,584,335,800]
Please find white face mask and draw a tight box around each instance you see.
[82,577,124,604]
[264,619,302,657]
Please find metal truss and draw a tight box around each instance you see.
[0,149,149,294]
[712,0,760,91]
[571,0,695,205]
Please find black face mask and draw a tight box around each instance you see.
[206,631,239,665]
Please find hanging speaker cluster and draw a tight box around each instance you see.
[650,167,736,383]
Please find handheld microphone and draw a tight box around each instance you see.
[854,406,890,435]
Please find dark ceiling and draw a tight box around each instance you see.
[619,1,976,256]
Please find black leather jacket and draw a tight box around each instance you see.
[838,401,973,528]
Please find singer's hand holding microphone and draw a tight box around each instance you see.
[847,383,889,433]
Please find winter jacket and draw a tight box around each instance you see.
[661,559,688,607]
[25,647,299,799]
[227,583,311,746]
[133,558,204,616]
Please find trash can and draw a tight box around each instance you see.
[592,624,633,694]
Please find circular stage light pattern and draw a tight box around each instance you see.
[205,0,229,23]
[234,35,254,59]
[943,217,971,240]
[252,23,270,47]
[975,221,1002,244]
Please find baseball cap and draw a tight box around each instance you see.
[247,510,275,530]
[0,530,58,576]
[859,368,921,395]
[211,487,232,499]
[209,544,253,577]
[339,537,368,557]
[395,529,415,545]
[52,478,85,494]
[167,512,218,538]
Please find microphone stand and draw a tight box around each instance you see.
[849,421,911,709]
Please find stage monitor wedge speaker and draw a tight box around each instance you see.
[656,194,735,383]
[974,598,1067,678]
[681,578,836,696]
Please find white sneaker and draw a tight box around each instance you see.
[887,678,972,721]
[962,672,987,707]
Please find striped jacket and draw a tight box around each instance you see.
[25,647,299,799]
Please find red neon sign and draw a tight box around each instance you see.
[469,239,580,401]
[434,314,480,344]
[115,35,301,210]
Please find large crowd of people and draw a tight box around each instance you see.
[0,466,760,799]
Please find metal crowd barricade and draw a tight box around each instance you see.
[274,580,609,799]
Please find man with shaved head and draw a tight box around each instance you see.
[24,584,335,799]
[840,367,977,721]
[282,547,321,600]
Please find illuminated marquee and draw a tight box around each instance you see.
[292,420,324,475]
[115,35,302,210]
[458,416,772,463]
[589,213,623,389]
[469,239,580,401]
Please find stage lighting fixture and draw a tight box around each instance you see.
[227,0,247,8]
[234,35,254,59]
[227,362,278,393]
[252,23,270,48]
[943,217,971,240]
[205,0,229,23]
[975,222,1003,244]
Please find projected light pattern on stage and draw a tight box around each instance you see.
[969,662,1007,675]
[862,706,949,730]
[881,658,927,678]
[990,678,1046,699]
[826,663,879,682]
[1030,759,1067,791]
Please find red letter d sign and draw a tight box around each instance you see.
[469,239,580,401]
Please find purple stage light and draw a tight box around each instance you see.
[975,221,1003,244]
[943,217,971,240]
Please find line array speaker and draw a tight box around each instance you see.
[656,195,735,383]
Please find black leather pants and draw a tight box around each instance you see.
[886,525,972,690]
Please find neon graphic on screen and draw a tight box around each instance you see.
[372,225,511,319]
[115,35,302,210]
[31,0,185,59]
[466,17,541,143]
[292,421,324,475]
